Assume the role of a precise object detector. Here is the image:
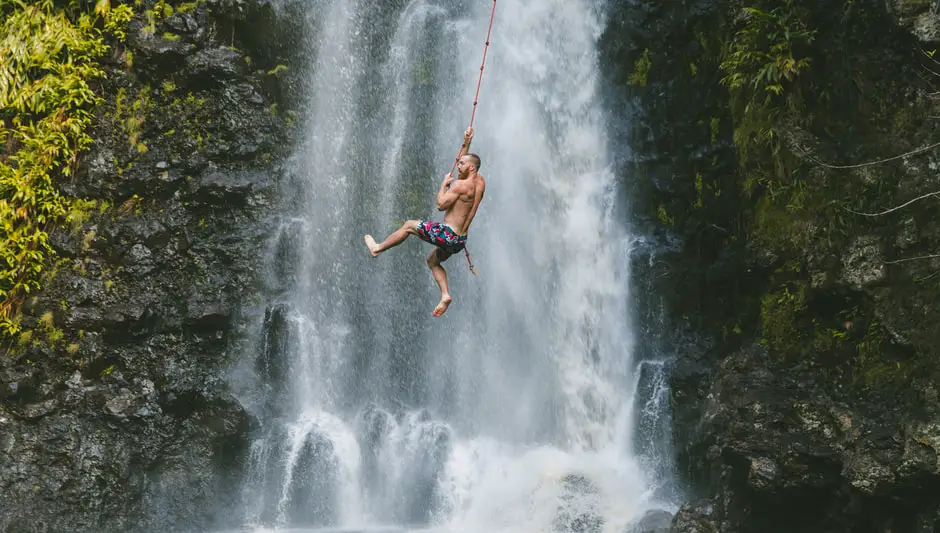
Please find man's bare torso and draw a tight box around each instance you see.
[443,174,485,236]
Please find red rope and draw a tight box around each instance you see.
[469,0,498,129]
[450,0,496,276]
[449,0,497,178]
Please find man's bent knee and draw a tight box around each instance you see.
[428,248,453,267]
[426,249,440,268]
[403,220,421,234]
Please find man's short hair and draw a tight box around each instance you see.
[467,153,481,170]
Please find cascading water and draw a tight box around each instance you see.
[230,0,677,531]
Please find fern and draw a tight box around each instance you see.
[0,0,133,338]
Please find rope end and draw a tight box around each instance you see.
[465,248,476,275]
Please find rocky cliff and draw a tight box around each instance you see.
[7,0,940,531]
[0,1,301,531]
[604,0,940,531]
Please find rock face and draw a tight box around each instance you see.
[887,0,940,42]
[602,0,940,532]
[675,345,940,532]
[0,1,301,531]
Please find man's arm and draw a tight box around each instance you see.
[436,173,458,211]
[456,127,473,160]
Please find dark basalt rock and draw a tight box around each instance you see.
[673,344,940,533]
[628,509,673,533]
[603,0,940,532]
[0,0,302,531]
[670,501,719,533]
[183,46,245,89]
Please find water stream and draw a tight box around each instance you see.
[229,1,676,531]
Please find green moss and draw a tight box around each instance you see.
[628,48,652,87]
[851,319,918,389]
[811,322,848,353]
[759,281,807,352]
[710,117,721,144]
[657,204,675,226]
[693,172,704,208]
[177,1,201,14]
[154,0,173,18]
[267,64,289,77]
[752,194,811,252]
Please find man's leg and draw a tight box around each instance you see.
[427,248,453,317]
[365,220,421,257]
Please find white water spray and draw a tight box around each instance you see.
[232,0,677,531]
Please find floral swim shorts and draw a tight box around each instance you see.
[415,220,467,255]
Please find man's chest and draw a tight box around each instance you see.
[452,181,476,199]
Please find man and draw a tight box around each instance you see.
[364,127,486,317]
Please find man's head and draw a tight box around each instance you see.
[457,153,482,178]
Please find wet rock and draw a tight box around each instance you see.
[133,33,198,63]
[285,431,338,527]
[0,0,298,531]
[18,400,57,421]
[628,509,673,533]
[673,341,940,532]
[166,12,200,35]
[184,47,244,89]
[104,389,137,417]
[887,0,940,42]
[840,236,885,289]
[670,501,719,533]
[746,456,779,490]
[614,0,940,531]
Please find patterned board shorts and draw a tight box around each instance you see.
[415,220,467,255]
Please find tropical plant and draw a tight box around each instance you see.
[0,0,132,338]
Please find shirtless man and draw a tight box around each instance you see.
[364,127,486,317]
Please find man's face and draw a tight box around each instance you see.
[457,156,472,175]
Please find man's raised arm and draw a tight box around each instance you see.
[457,127,473,160]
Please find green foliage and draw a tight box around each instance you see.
[673,0,940,398]
[719,1,815,161]
[0,0,132,338]
[266,64,289,77]
[95,1,134,42]
[154,0,173,18]
[656,204,675,226]
[628,48,652,87]
[759,280,807,351]
[751,191,813,251]
[141,0,175,38]
[177,1,201,14]
[720,4,814,97]
[108,85,154,154]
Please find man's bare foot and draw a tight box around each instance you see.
[433,294,453,317]
[364,235,380,258]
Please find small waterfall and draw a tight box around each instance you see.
[229,0,679,531]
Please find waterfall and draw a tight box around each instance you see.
[230,0,677,531]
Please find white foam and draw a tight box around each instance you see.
[233,0,674,530]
